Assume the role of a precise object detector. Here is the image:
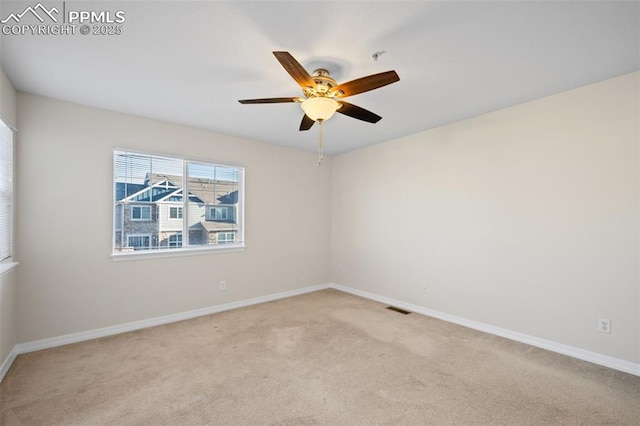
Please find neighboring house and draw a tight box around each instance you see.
[114,173,238,251]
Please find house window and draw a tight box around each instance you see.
[127,235,151,250]
[113,149,244,257]
[217,232,235,244]
[168,233,182,248]
[169,206,183,219]
[210,207,228,221]
[131,205,151,220]
[0,119,13,261]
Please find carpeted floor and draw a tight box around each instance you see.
[1,289,639,425]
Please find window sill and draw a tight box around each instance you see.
[0,261,19,277]
[111,243,245,262]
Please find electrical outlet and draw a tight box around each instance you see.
[598,318,611,334]
[219,280,227,291]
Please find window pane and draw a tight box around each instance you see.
[187,162,240,246]
[115,151,183,252]
[141,206,151,219]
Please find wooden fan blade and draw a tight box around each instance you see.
[331,71,400,98]
[300,114,315,131]
[238,97,300,104]
[273,51,317,90]
[337,101,382,123]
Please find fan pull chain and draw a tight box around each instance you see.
[317,119,324,166]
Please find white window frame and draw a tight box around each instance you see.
[127,234,151,250]
[169,206,183,220]
[113,148,245,261]
[131,205,152,221]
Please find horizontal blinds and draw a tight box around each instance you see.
[0,120,13,261]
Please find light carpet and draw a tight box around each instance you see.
[1,289,639,425]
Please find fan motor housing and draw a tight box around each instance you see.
[304,69,338,98]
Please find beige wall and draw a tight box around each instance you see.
[0,66,18,366]
[16,93,332,342]
[331,72,640,363]
[0,67,16,127]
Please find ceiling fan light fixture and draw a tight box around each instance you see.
[301,97,340,122]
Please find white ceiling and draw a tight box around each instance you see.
[1,1,638,155]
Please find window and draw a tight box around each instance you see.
[217,232,235,244]
[0,119,13,261]
[127,235,151,250]
[131,205,151,220]
[113,150,244,257]
[210,207,228,221]
[168,233,182,248]
[169,206,183,219]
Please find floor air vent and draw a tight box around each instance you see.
[386,306,411,315]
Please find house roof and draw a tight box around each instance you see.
[217,191,238,205]
[115,175,232,205]
[191,221,237,232]
[115,180,181,203]
[146,173,237,205]
[115,182,147,202]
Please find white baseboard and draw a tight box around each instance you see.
[0,345,18,383]
[329,283,640,377]
[2,282,638,382]
[5,283,330,374]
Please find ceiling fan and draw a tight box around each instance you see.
[238,51,400,131]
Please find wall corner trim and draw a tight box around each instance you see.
[0,346,18,383]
